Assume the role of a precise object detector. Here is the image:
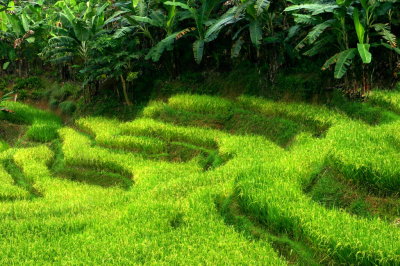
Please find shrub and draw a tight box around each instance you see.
[49,98,59,109]
[0,78,8,91]
[59,101,77,115]
[13,76,43,91]
[16,89,28,100]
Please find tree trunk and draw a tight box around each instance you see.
[120,75,132,106]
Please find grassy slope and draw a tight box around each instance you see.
[0,91,400,264]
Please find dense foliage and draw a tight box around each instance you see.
[2,1,400,264]
[0,0,399,102]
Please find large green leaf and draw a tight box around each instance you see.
[284,4,338,15]
[334,48,357,79]
[357,43,371,64]
[21,14,30,32]
[72,19,91,42]
[2,61,10,70]
[7,14,23,36]
[231,38,244,58]
[381,43,400,55]
[303,35,334,57]
[193,39,204,64]
[164,1,190,10]
[145,32,179,62]
[132,0,140,8]
[353,8,365,44]
[255,0,270,16]
[0,11,8,31]
[360,0,368,10]
[322,53,339,71]
[249,20,262,47]
[204,8,241,42]
[130,16,161,27]
[373,23,397,48]
[295,19,334,50]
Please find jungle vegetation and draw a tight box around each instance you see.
[2,1,400,265]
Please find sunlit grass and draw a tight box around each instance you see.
[1,92,400,264]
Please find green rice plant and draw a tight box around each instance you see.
[0,166,31,201]
[369,89,400,114]
[143,99,302,147]
[4,92,400,264]
[329,92,400,125]
[0,150,31,201]
[13,146,54,195]
[59,167,134,189]
[327,121,400,194]
[168,94,234,119]
[26,122,60,142]
[235,137,400,265]
[141,100,167,118]
[237,95,345,129]
[0,101,62,142]
[0,101,61,125]
[120,118,220,149]
[59,127,138,179]
[76,117,166,154]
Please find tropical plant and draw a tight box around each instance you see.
[230,0,272,58]
[41,0,111,68]
[146,0,243,64]
[80,35,142,105]
[0,0,11,12]
[0,1,47,76]
[285,0,400,94]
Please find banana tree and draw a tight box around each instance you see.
[115,0,182,54]
[80,35,142,105]
[42,0,110,68]
[230,0,272,58]
[146,0,243,64]
[0,1,47,76]
[285,0,398,93]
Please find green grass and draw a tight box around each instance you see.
[0,101,62,142]
[1,91,400,264]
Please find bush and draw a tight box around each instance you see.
[59,101,77,115]
[30,90,46,100]
[48,82,82,104]
[13,76,43,91]
[49,98,59,110]
[16,89,28,100]
[0,78,8,91]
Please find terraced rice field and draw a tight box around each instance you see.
[1,91,400,264]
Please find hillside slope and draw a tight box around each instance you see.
[1,92,400,264]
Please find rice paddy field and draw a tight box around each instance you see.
[2,91,400,265]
